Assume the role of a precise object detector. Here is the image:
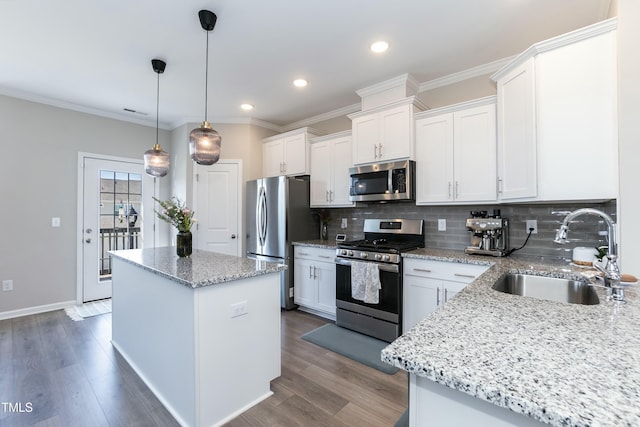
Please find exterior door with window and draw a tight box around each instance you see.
[80,155,156,303]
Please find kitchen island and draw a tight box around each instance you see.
[382,249,640,427]
[109,247,286,427]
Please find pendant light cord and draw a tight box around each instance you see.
[156,68,160,146]
[204,30,209,121]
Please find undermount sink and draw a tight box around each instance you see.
[492,273,600,305]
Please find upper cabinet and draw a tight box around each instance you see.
[263,127,323,177]
[492,18,618,202]
[415,97,497,204]
[310,131,354,208]
[349,99,426,166]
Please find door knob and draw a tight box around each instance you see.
[85,238,92,243]
[231,234,237,239]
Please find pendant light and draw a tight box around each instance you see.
[144,59,170,177]
[189,9,222,166]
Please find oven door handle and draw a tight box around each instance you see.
[334,258,399,273]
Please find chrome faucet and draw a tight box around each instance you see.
[554,208,624,302]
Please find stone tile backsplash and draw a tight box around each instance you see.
[319,200,616,262]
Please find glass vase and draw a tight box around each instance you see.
[176,231,192,257]
[321,222,328,241]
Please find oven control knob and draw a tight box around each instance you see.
[341,249,347,255]
[382,255,390,262]
[348,251,354,256]
[360,252,368,258]
[374,254,382,261]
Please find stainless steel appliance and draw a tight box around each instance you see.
[335,218,424,342]
[348,160,415,202]
[246,176,317,309]
[464,210,509,257]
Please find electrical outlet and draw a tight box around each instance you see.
[230,301,248,318]
[289,287,294,298]
[2,280,13,291]
[51,217,61,227]
[526,220,538,234]
[438,219,446,231]
[341,218,348,229]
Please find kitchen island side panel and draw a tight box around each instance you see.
[111,257,197,427]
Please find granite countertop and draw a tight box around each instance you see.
[292,239,338,249]
[383,248,640,427]
[109,247,286,289]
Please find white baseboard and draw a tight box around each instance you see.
[0,300,76,321]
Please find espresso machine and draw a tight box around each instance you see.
[465,210,509,257]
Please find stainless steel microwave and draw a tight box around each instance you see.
[349,160,415,202]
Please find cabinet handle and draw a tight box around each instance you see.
[454,273,475,279]
[326,190,329,202]
[318,255,332,259]
[436,288,440,306]
[413,268,432,273]
[309,265,313,279]
[374,144,378,159]
[282,162,286,173]
[329,190,333,202]
[444,288,449,303]
[497,178,503,194]
[313,266,317,279]
[455,181,459,199]
[448,182,452,199]
[378,143,382,158]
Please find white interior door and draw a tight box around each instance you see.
[194,160,242,256]
[79,154,156,303]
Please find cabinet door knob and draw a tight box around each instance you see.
[85,238,92,243]
[231,234,237,239]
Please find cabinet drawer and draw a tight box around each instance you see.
[294,246,335,263]
[403,258,489,283]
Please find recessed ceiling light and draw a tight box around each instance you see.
[370,41,389,53]
[240,103,254,111]
[293,78,308,88]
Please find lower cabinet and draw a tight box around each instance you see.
[403,258,489,332]
[294,246,336,319]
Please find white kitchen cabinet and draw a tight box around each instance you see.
[294,246,336,319]
[310,131,354,207]
[415,97,497,204]
[349,98,424,165]
[492,19,618,202]
[262,127,322,177]
[403,258,489,332]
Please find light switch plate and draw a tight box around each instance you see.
[438,219,446,231]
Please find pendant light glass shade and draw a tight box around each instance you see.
[189,121,221,165]
[190,10,222,166]
[144,59,170,177]
[144,143,170,177]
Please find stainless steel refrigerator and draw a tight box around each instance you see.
[246,176,318,309]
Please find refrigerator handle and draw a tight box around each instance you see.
[257,186,268,246]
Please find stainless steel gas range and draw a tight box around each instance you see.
[335,218,424,342]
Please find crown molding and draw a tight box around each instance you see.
[418,57,515,92]
[491,17,617,81]
[415,96,497,119]
[280,103,360,132]
[356,73,420,99]
[0,86,173,130]
[172,116,283,132]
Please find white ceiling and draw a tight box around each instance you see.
[0,0,612,130]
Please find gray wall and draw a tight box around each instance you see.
[0,94,170,314]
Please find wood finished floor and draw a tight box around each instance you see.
[0,308,407,427]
